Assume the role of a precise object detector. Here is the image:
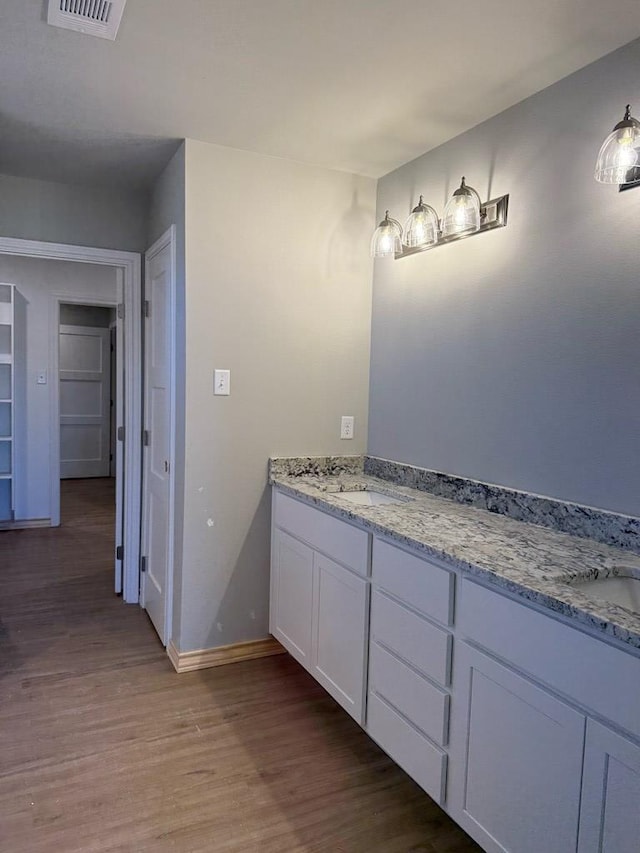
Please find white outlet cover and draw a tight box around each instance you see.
[341,415,354,439]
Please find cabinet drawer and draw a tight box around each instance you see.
[274,490,369,576]
[369,642,449,746]
[367,691,447,805]
[460,579,640,740]
[371,590,451,687]
[372,538,454,626]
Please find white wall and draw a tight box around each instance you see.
[0,173,148,253]
[178,138,375,652]
[0,256,117,520]
[369,38,640,516]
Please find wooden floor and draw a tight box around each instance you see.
[0,479,481,853]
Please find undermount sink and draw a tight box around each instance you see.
[572,568,640,613]
[336,490,406,507]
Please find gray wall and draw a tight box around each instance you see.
[148,143,186,645]
[179,138,375,652]
[0,173,148,252]
[369,38,640,517]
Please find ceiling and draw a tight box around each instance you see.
[1,0,639,190]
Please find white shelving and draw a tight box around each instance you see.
[0,284,15,520]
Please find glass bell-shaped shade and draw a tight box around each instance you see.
[403,196,439,249]
[370,211,403,258]
[594,105,640,184]
[441,177,481,238]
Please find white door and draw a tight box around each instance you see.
[450,643,585,853]
[59,325,111,478]
[578,719,640,853]
[140,234,174,645]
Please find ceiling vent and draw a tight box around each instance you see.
[47,0,128,41]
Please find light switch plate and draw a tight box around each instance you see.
[214,369,230,396]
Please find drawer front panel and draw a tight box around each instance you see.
[274,490,369,576]
[367,691,447,805]
[371,589,452,687]
[460,579,640,740]
[369,642,449,746]
[372,538,454,626]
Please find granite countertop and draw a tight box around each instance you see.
[269,460,640,652]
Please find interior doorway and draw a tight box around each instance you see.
[0,236,142,603]
[58,303,116,481]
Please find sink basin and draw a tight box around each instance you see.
[574,573,640,613]
[337,490,406,507]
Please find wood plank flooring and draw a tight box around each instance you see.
[0,479,481,852]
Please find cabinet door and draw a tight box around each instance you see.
[270,528,314,670]
[578,719,640,853]
[450,643,585,853]
[312,553,368,724]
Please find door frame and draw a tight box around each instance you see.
[141,225,177,645]
[0,236,142,604]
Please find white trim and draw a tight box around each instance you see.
[142,225,177,646]
[0,236,142,604]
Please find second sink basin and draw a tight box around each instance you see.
[575,575,640,613]
[337,490,406,507]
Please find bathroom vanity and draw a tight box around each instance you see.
[269,456,640,853]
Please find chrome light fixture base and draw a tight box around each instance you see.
[396,193,509,259]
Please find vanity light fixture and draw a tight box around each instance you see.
[372,177,509,260]
[441,177,481,237]
[594,105,640,188]
[403,195,439,249]
[370,211,403,258]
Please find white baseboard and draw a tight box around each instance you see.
[167,636,285,674]
[0,518,51,531]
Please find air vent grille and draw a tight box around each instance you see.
[47,0,127,40]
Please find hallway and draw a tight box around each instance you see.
[0,480,479,852]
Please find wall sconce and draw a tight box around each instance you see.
[371,176,509,259]
[370,211,403,257]
[594,105,640,189]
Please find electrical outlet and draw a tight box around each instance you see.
[340,416,354,439]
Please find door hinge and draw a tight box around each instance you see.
[109,452,113,461]
[117,425,125,442]
[140,556,147,573]
[116,544,123,561]
[117,303,125,320]
[143,300,150,318]
[143,429,150,446]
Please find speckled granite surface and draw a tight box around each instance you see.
[269,457,640,651]
[364,456,640,554]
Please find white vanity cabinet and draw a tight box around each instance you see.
[270,490,369,724]
[451,642,585,853]
[271,528,315,668]
[578,720,640,853]
[270,484,640,853]
[366,537,455,805]
[450,577,640,853]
